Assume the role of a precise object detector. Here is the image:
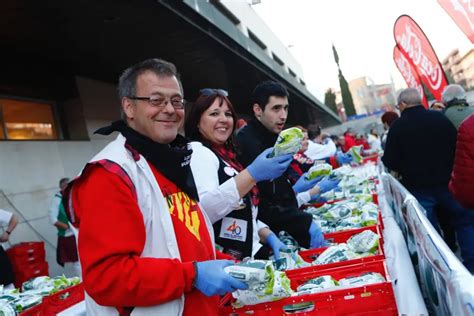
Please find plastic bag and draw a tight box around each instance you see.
[270,127,304,157]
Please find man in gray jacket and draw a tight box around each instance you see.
[442,84,474,129]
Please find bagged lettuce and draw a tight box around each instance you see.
[231,263,293,307]
[272,249,311,270]
[322,204,352,222]
[349,145,363,164]
[346,230,380,253]
[338,272,386,287]
[270,127,304,157]
[313,244,359,265]
[296,275,338,292]
[224,260,271,289]
[0,301,15,316]
[306,163,333,180]
[278,231,300,251]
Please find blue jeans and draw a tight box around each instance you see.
[411,186,474,273]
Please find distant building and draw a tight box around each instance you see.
[442,48,474,89]
[335,77,396,115]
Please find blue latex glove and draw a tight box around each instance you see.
[195,260,248,296]
[336,152,352,165]
[247,148,293,182]
[266,233,287,260]
[293,174,323,194]
[315,177,340,194]
[309,222,327,249]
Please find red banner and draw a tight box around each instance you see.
[393,15,448,101]
[393,45,429,108]
[438,0,474,43]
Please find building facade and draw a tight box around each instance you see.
[442,48,474,90]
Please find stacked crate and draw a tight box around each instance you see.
[6,241,49,288]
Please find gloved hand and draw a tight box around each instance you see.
[314,177,340,194]
[309,222,327,249]
[247,148,293,182]
[292,174,323,194]
[195,260,248,296]
[336,152,352,165]
[266,233,287,260]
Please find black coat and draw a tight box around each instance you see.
[382,105,457,190]
[236,119,313,248]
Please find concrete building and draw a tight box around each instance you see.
[0,0,339,277]
[442,48,474,89]
[335,77,396,115]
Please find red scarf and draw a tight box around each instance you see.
[211,144,259,206]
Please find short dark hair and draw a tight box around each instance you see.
[381,111,399,127]
[59,178,69,187]
[185,93,237,146]
[252,80,289,110]
[118,58,183,116]
[307,124,321,140]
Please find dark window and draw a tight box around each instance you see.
[300,79,306,86]
[0,98,58,140]
[288,68,297,78]
[272,53,284,66]
[247,29,267,50]
[210,0,241,25]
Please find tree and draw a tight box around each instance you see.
[324,88,337,114]
[332,44,356,116]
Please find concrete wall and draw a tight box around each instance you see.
[0,77,119,278]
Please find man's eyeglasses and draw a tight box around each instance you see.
[199,88,228,97]
[128,95,185,109]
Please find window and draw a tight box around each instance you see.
[272,53,284,66]
[288,68,297,78]
[247,29,267,50]
[0,98,58,140]
[210,0,241,25]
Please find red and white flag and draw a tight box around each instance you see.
[394,15,448,101]
[393,45,429,108]
[438,0,474,43]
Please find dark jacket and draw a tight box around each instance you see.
[382,105,457,190]
[236,119,313,248]
[449,114,474,209]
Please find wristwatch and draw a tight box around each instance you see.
[5,230,11,235]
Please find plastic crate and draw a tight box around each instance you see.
[42,284,84,316]
[18,302,43,316]
[288,226,384,275]
[362,155,379,164]
[219,260,397,316]
[7,242,46,267]
[14,261,49,288]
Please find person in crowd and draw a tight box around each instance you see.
[366,128,381,153]
[65,59,247,315]
[430,101,445,112]
[0,209,18,288]
[429,100,457,250]
[355,133,370,150]
[342,128,357,152]
[330,135,342,151]
[450,114,474,210]
[236,80,336,249]
[48,178,80,277]
[380,111,399,149]
[185,88,291,260]
[304,124,337,160]
[442,84,474,129]
[383,88,474,272]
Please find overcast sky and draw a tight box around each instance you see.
[253,0,473,100]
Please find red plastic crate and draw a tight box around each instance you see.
[7,242,46,269]
[14,261,49,288]
[290,226,384,274]
[219,260,397,315]
[18,302,43,316]
[362,155,379,164]
[42,284,84,316]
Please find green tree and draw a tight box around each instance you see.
[332,44,356,116]
[324,88,337,114]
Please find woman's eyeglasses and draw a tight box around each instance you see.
[199,88,228,97]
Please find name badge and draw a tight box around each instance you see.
[219,217,247,242]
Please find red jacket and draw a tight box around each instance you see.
[449,114,474,209]
[342,134,357,152]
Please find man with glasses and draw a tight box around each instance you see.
[382,88,474,273]
[65,59,246,315]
